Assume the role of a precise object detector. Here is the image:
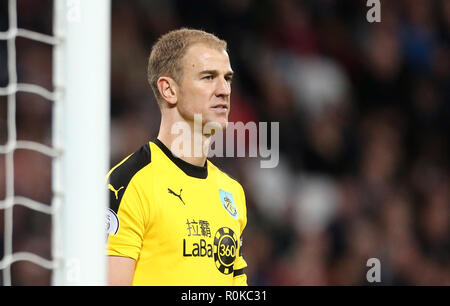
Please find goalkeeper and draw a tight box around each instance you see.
[106,28,248,285]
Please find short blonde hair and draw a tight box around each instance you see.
[147,28,227,106]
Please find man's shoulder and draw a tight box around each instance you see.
[107,142,153,212]
[207,160,244,190]
[107,142,152,188]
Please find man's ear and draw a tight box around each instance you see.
[157,76,178,106]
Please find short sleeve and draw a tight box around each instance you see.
[233,184,248,286]
[107,181,145,260]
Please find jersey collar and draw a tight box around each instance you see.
[153,138,208,179]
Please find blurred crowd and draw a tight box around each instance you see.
[0,0,449,285]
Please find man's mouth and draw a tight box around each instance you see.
[211,104,228,110]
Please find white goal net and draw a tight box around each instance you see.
[0,0,110,285]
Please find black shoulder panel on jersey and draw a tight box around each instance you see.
[107,143,151,213]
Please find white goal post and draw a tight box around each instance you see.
[0,0,110,285]
[52,0,110,285]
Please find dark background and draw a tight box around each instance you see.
[0,0,449,285]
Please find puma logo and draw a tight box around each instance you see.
[108,184,124,200]
[168,188,185,205]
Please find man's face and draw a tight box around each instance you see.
[176,43,233,129]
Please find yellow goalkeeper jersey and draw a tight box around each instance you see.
[106,139,248,285]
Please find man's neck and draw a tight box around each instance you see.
[157,118,211,167]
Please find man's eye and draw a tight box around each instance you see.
[203,75,213,80]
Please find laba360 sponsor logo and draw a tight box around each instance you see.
[183,220,238,275]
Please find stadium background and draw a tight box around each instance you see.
[0,0,449,285]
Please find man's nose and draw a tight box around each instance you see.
[215,77,231,98]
